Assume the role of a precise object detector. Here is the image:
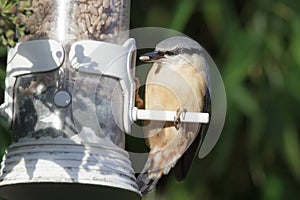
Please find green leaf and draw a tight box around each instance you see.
[282,124,300,180]
[5,29,14,39]
[290,17,300,68]
[263,174,283,200]
[170,0,197,31]
[200,0,224,36]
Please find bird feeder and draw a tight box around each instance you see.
[0,0,141,199]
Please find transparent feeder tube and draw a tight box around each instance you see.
[13,0,131,145]
[20,0,129,44]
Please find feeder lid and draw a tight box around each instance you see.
[6,39,64,77]
[69,38,136,78]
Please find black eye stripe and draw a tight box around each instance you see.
[158,50,178,56]
[164,51,177,56]
[159,48,201,56]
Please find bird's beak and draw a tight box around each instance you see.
[139,51,163,62]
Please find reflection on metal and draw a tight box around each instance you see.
[0,137,140,193]
[4,39,64,127]
[69,38,136,134]
[0,37,141,200]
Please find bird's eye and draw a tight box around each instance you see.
[158,52,165,57]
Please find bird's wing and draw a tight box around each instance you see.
[137,120,200,194]
[172,88,211,181]
[137,62,208,194]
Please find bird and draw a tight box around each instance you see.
[136,36,211,195]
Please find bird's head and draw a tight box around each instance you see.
[139,36,203,65]
[139,36,211,89]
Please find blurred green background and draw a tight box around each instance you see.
[1,0,300,199]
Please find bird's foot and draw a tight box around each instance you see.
[134,77,144,109]
[174,108,187,130]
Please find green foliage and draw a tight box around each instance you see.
[0,45,8,164]
[0,0,31,46]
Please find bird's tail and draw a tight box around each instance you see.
[136,149,178,195]
[136,170,160,195]
[136,153,164,195]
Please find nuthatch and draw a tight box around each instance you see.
[136,36,211,195]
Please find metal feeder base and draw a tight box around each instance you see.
[0,137,141,200]
[0,183,141,200]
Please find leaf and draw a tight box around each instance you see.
[263,174,283,200]
[5,29,14,39]
[290,17,300,69]
[282,124,300,180]
[200,0,224,36]
[170,0,197,31]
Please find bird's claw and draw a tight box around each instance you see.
[174,108,186,130]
